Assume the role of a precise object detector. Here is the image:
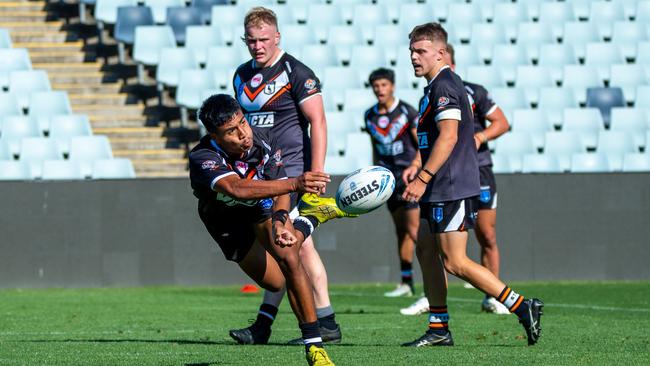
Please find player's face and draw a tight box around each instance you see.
[244,22,280,68]
[371,79,395,105]
[409,39,445,79]
[213,110,253,157]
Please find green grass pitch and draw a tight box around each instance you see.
[1,282,649,365]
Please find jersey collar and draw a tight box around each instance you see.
[426,65,451,87]
[374,97,400,114]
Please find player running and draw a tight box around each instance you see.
[363,68,420,297]
[190,94,350,366]
[400,23,543,347]
[400,44,512,315]
[230,7,342,345]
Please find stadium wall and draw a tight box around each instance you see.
[1,174,649,288]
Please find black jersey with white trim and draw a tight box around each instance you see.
[464,81,497,167]
[189,127,287,209]
[233,51,321,177]
[417,66,480,202]
[364,98,419,169]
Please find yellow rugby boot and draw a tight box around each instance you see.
[306,345,335,366]
[298,193,358,224]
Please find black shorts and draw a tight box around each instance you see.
[478,165,498,210]
[198,200,272,263]
[386,169,420,212]
[420,197,479,233]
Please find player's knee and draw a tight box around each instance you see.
[479,227,498,249]
[442,257,467,278]
[275,251,301,274]
[261,279,285,293]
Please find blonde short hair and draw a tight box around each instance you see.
[244,7,278,29]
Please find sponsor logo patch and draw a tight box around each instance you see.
[251,73,263,88]
[377,116,390,129]
[247,112,275,127]
[201,160,218,170]
[273,149,283,166]
[417,132,429,149]
[437,96,449,107]
[264,81,276,95]
[304,79,316,90]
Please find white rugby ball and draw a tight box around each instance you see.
[335,166,395,214]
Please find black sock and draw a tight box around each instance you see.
[300,321,323,352]
[254,303,278,329]
[318,313,337,330]
[400,260,414,288]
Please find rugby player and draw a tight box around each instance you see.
[400,44,512,315]
[363,68,420,297]
[189,94,344,366]
[229,7,342,345]
[400,23,544,347]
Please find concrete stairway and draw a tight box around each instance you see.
[0,1,188,178]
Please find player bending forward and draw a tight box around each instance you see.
[189,94,353,366]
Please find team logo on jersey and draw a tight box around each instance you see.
[304,79,316,90]
[273,149,283,166]
[251,73,263,88]
[235,161,248,174]
[437,96,449,107]
[264,81,276,95]
[433,207,443,223]
[201,160,218,170]
[377,116,390,129]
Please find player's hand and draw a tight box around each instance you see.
[402,177,427,203]
[312,169,327,194]
[402,165,419,185]
[473,134,482,150]
[273,221,297,247]
[295,171,330,194]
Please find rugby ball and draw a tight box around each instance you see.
[335,166,395,215]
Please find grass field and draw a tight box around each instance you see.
[0,282,649,365]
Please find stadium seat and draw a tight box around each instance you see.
[132,26,176,67]
[184,25,223,65]
[611,21,648,59]
[622,153,650,172]
[238,0,274,7]
[395,89,421,109]
[562,65,603,104]
[0,93,22,116]
[398,4,436,32]
[470,24,510,52]
[0,139,11,160]
[538,87,579,127]
[562,108,605,149]
[19,137,62,178]
[327,111,362,135]
[94,0,137,26]
[28,91,72,134]
[342,88,375,113]
[539,2,576,23]
[638,0,650,21]
[352,5,389,35]
[597,130,637,170]
[156,48,200,89]
[281,25,317,54]
[515,66,554,103]
[636,86,650,107]
[491,2,529,40]
[489,88,529,111]
[210,5,242,28]
[544,131,586,171]
[585,43,625,81]
[490,154,515,174]
[327,25,364,48]
[344,132,373,168]
[511,109,551,149]
[205,46,246,73]
[0,48,32,89]
[166,7,202,45]
[516,22,556,57]
[538,43,577,68]
[373,24,407,49]
[610,65,647,104]
[495,132,537,172]
[522,154,563,173]
[307,5,344,42]
[562,22,600,60]
[300,45,339,69]
[447,3,483,28]
[144,0,185,24]
[451,44,482,67]
[612,0,639,19]
[0,161,32,180]
[609,108,647,150]
[570,153,611,172]
[114,6,155,64]
[192,0,229,24]
[176,69,218,125]
[0,28,11,48]
[589,1,626,38]
[8,70,51,110]
[467,66,505,89]
[49,114,93,155]
[323,66,364,92]
[41,160,85,180]
[92,158,137,179]
[69,136,114,177]
[586,87,626,128]
[1,115,41,156]
[492,45,531,83]
[349,45,388,70]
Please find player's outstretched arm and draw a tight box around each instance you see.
[214,172,331,200]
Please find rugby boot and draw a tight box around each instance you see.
[306,345,335,366]
[287,324,342,345]
[228,323,271,345]
[401,330,454,347]
[519,298,544,345]
[298,193,357,224]
[400,296,429,315]
[482,296,511,315]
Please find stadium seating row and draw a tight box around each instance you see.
[493,152,650,173]
[0,159,136,180]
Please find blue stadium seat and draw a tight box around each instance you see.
[522,154,563,173]
[0,161,32,180]
[92,158,136,179]
[570,153,611,172]
[144,0,185,24]
[538,87,579,127]
[562,108,605,149]
[562,22,600,60]
[28,91,72,134]
[544,131,586,171]
[49,114,93,155]
[42,160,85,180]
[185,25,223,65]
[327,25,364,47]
[1,115,41,156]
[586,87,625,128]
[114,6,155,64]
[610,64,646,104]
[322,67,364,109]
[612,0,639,19]
[611,21,648,59]
[0,48,32,89]
[610,108,648,150]
[512,109,551,149]
[192,0,229,24]
[156,48,200,89]
[238,0,274,7]
[489,88,528,111]
[0,93,22,116]
[0,139,12,160]
[495,132,536,172]
[94,0,137,26]
[69,136,114,177]
[8,70,51,110]
[343,88,375,113]
[490,154,515,174]
[19,137,62,178]
[344,132,373,168]
[132,25,176,67]
[0,28,12,48]
[622,153,650,172]
[597,130,637,170]
[166,6,203,45]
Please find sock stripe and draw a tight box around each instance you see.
[258,310,275,321]
[510,295,524,312]
[498,287,512,303]
[303,337,323,345]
